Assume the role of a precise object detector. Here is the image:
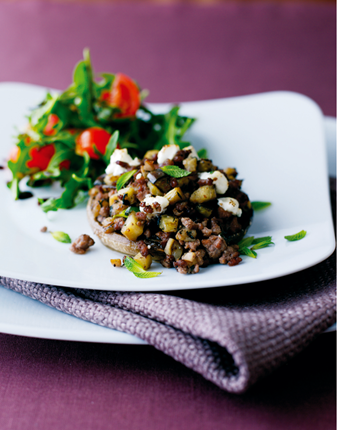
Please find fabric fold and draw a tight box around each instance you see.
[0,179,336,393]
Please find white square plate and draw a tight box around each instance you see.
[0,83,335,292]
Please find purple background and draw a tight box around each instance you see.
[0,2,336,429]
[0,2,335,115]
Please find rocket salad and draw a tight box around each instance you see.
[7,49,196,212]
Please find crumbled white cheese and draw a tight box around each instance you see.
[105,148,141,176]
[136,173,142,180]
[217,197,242,217]
[157,144,180,164]
[183,145,199,159]
[199,171,228,194]
[140,195,169,216]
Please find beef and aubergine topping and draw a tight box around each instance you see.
[87,144,253,274]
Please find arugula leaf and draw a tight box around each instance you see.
[197,148,208,159]
[39,154,92,212]
[50,231,72,243]
[7,178,20,200]
[124,257,162,278]
[284,230,307,241]
[239,247,257,258]
[8,50,196,213]
[251,201,271,211]
[102,131,119,164]
[116,170,137,191]
[161,165,191,178]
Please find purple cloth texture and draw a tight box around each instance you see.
[0,178,336,393]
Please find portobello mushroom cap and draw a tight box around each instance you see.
[87,196,139,256]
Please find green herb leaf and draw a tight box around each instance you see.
[251,239,274,250]
[161,165,191,178]
[251,236,272,244]
[284,230,307,241]
[124,257,162,278]
[251,201,272,211]
[197,148,208,159]
[114,206,139,218]
[116,170,137,191]
[239,247,257,258]
[50,231,71,243]
[238,236,255,249]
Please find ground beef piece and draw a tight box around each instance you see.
[173,149,191,164]
[135,212,147,221]
[191,264,200,274]
[160,254,175,268]
[156,231,172,248]
[113,217,125,231]
[139,202,153,214]
[219,246,241,266]
[174,259,189,274]
[202,235,227,259]
[132,178,149,202]
[170,178,178,188]
[217,206,232,219]
[197,178,214,187]
[173,201,188,217]
[137,240,149,257]
[184,239,201,251]
[210,218,222,234]
[70,234,95,255]
[144,228,151,238]
[201,227,212,237]
[180,217,197,230]
[99,203,110,218]
[159,158,175,167]
[194,249,206,266]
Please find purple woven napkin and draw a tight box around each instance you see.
[0,180,336,394]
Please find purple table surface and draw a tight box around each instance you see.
[0,2,335,430]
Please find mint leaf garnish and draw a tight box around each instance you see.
[251,201,271,211]
[116,170,137,191]
[161,165,191,178]
[252,236,272,244]
[51,231,71,243]
[124,256,162,278]
[238,236,255,249]
[284,230,307,241]
[251,239,274,250]
[239,247,257,258]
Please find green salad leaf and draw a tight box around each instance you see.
[161,165,191,178]
[7,49,196,212]
[124,257,162,279]
[284,230,307,241]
